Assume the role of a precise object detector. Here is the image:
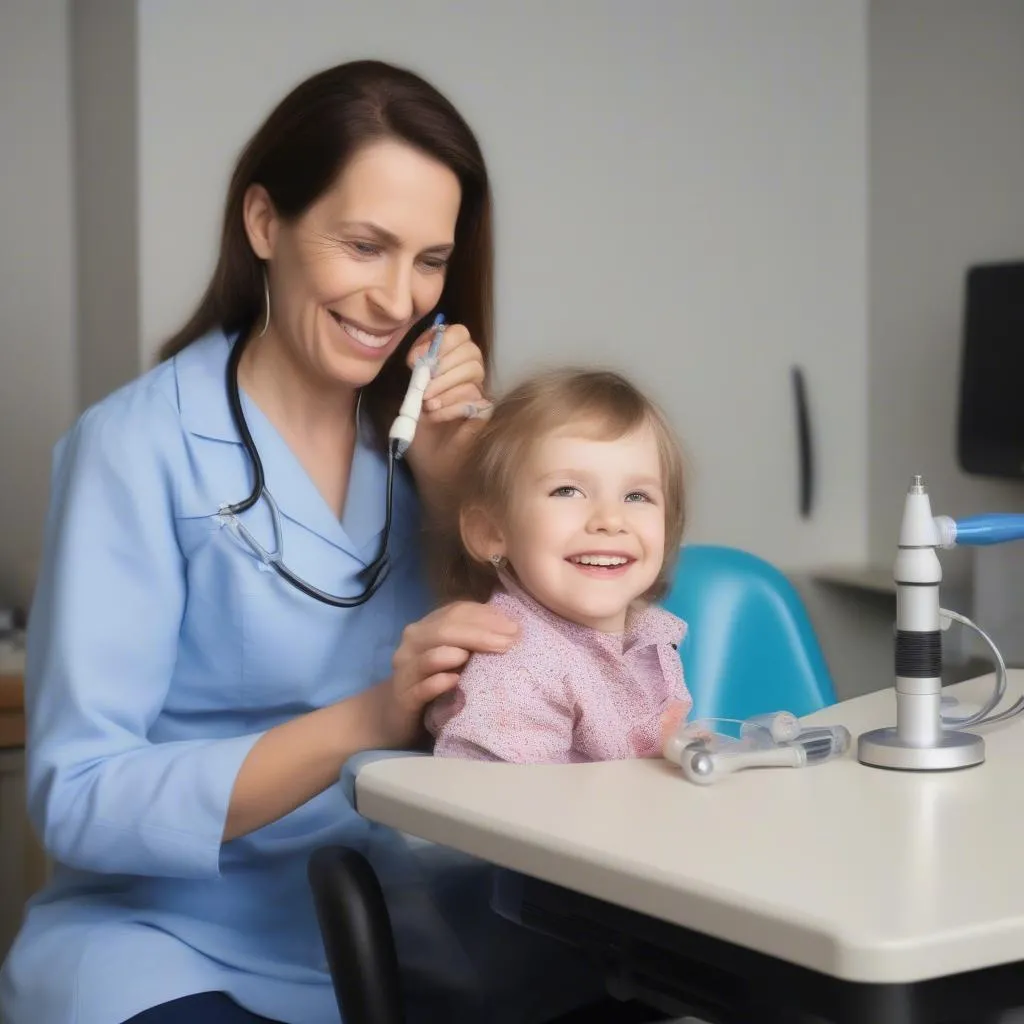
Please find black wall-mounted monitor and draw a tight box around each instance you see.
[957,260,1024,480]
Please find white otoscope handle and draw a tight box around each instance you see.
[680,744,803,785]
[389,361,433,450]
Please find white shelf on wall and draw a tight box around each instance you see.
[809,565,896,596]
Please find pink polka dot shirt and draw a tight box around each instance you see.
[426,575,692,763]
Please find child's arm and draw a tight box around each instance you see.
[427,653,575,763]
[658,645,694,754]
[658,697,692,751]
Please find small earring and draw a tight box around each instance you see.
[258,266,271,338]
[490,554,505,568]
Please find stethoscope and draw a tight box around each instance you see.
[218,314,446,608]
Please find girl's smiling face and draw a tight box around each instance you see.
[495,419,667,633]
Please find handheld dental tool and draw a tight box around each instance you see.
[661,712,800,767]
[669,725,851,786]
[389,313,446,459]
[662,717,773,768]
[858,475,1024,772]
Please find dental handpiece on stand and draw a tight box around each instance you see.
[389,314,446,459]
[857,475,1024,772]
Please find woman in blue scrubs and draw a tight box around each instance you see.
[0,60,658,1024]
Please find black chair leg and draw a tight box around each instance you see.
[309,845,406,1024]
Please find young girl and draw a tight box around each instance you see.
[425,368,692,763]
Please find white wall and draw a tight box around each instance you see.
[137,0,870,574]
[0,0,76,608]
[799,0,1024,696]
[72,0,139,411]
[868,0,1024,582]
[6,1,1021,696]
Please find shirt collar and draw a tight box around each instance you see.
[174,328,239,443]
[496,570,686,655]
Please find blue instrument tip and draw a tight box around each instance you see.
[426,314,447,360]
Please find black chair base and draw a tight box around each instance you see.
[308,845,406,1024]
[309,844,670,1024]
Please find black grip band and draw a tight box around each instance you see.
[895,630,942,678]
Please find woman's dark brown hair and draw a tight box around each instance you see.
[157,59,493,447]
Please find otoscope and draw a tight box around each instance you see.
[388,313,447,459]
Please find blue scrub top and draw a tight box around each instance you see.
[0,329,433,1024]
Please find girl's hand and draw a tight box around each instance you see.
[658,699,693,751]
[402,322,492,511]
[380,601,519,748]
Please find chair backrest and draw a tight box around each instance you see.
[660,544,837,721]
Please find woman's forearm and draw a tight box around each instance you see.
[223,684,388,842]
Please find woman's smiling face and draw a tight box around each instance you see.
[245,137,462,390]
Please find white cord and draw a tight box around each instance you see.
[938,607,1023,729]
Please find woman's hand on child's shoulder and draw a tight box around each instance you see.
[381,601,520,748]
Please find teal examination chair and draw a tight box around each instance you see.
[664,543,837,721]
[308,544,838,1024]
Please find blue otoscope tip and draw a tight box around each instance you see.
[426,313,446,360]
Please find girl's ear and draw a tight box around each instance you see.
[460,505,506,564]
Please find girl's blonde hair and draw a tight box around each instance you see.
[435,367,687,604]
